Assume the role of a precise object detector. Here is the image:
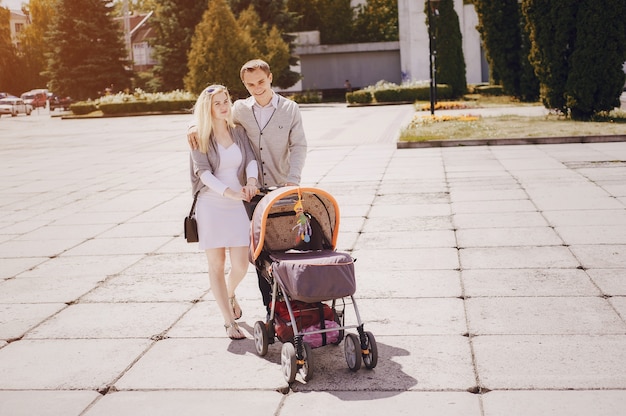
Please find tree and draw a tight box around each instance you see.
[152,0,208,92]
[287,0,320,32]
[110,0,157,16]
[229,0,300,88]
[44,0,131,100]
[316,0,353,45]
[229,0,296,32]
[18,0,57,91]
[353,0,399,43]
[184,0,256,97]
[0,6,24,95]
[473,0,519,88]
[523,0,626,119]
[427,0,466,97]
[236,6,294,89]
[564,0,626,119]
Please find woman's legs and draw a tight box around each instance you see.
[206,248,243,339]
[226,246,249,319]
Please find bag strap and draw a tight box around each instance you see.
[188,191,200,217]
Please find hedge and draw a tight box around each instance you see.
[346,85,453,104]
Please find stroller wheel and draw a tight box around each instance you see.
[363,331,378,369]
[344,333,362,371]
[253,321,269,356]
[298,342,314,382]
[281,343,297,383]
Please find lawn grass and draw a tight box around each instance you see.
[400,96,626,142]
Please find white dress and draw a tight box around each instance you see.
[196,143,253,250]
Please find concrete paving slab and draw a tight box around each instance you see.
[17,254,143,279]
[555,225,626,245]
[363,215,453,232]
[610,293,626,316]
[0,390,100,416]
[456,226,563,247]
[356,229,456,249]
[482,390,626,416]
[587,269,626,296]
[353,248,459,270]
[13,223,113,241]
[355,269,462,299]
[24,302,192,339]
[80,272,208,302]
[460,246,580,269]
[0,238,85,258]
[62,236,173,256]
[113,338,288,390]
[542,209,626,226]
[453,211,548,229]
[83,390,284,416]
[280,391,481,416]
[0,275,103,303]
[473,335,626,389]
[0,339,152,389]
[369,203,452,218]
[451,199,537,214]
[0,257,48,279]
[569,244,626,268]
[462,269,600,297]
[0,303,66,340]
[466,297,626,335]
[352,298,466,335]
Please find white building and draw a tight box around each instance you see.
[291,0,486,92]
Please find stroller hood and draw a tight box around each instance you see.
[250,186,340,261]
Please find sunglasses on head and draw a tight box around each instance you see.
[204,85,225,95]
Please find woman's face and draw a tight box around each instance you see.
[211,91,230,120]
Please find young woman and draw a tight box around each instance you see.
[189,85,259,340]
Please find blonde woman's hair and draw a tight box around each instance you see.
[193,85,235,153]
[240,59,271,80]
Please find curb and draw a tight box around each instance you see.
[397,134,626,148]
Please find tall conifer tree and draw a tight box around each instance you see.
[152,0,208,92]
[45,0,130,100]
[184,0,256,97]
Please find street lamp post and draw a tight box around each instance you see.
[427,0,439,115]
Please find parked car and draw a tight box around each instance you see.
[21,89,48,108]
[48,94,73,111]
[0,97,33,117]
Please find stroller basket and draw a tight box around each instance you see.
[270,250,356,303]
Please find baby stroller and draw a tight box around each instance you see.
[249,186,378,383]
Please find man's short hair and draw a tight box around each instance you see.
[240,59,271,80]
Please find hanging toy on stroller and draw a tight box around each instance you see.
[249,186,378,383]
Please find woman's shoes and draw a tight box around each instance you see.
[224,321,245,340]
[229,296,242,320]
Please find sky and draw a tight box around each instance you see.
[1,0,26,11]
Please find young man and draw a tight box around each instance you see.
[187,59,307,310]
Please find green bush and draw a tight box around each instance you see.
[373,85,454,102]
[474,85,505,96]
[346,90,373,104]
[70,89,197,115]
[69,102,98,115]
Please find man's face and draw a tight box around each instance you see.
[242,68,273,103]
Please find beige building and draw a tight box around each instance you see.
[8,8,29,49]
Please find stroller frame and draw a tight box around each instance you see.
[249,186,378,383]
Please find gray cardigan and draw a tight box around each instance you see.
[232,95,307,187]
[189,124,259,195]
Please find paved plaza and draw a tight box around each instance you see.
[0,103,626,415]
